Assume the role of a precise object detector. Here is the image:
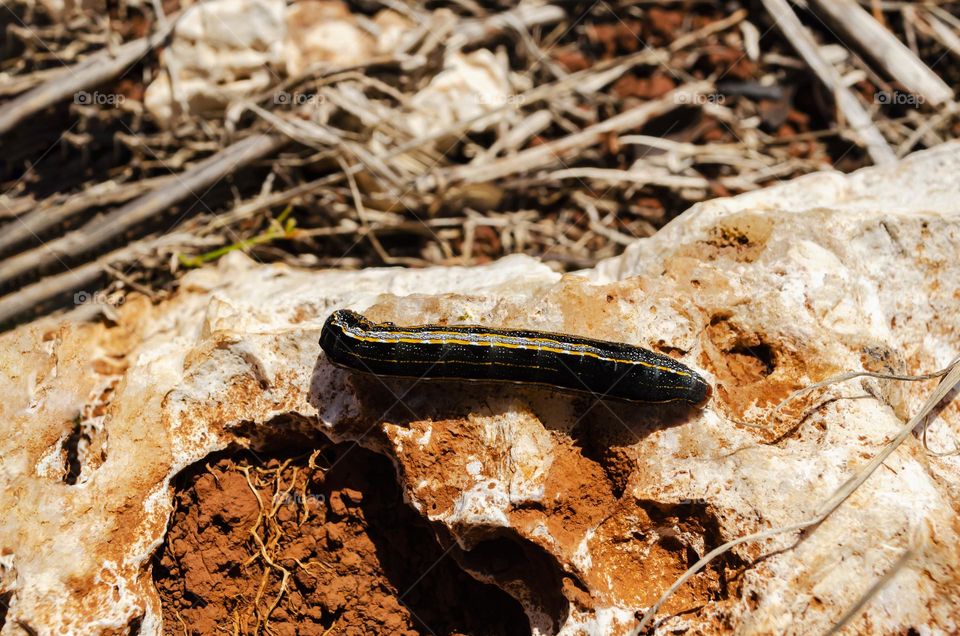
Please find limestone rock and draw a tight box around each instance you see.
[144,0,409,125]
[405,48,516,139]
[143,0,286,126]
[1,143,959,634]
[284,1,391,77]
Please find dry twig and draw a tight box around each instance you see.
[0,23,175,135]
[808,0,953,106]
[761,0,896,165]
[0,133,287,290]
[635,357,960,632]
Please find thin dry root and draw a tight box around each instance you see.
[636,356,960,633]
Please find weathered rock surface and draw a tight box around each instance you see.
[2,143,959,634]
[143,0,414,125]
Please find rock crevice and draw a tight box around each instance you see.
[1,144,960,634]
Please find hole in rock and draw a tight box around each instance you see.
[728,342,775,380]
[635,500,746,611]
[62,419,84,485]
[0,590,11,629]
[700,314,812,422]
[153,430,527,634]
[706,314,776,383]
[60,417,108,485]
[454,533,572,633]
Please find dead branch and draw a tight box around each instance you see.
[0,23,174,136]
[0,175,176,256]
[0,133,287,290]
[761,0,897,165]
[0,232,213,326]
[808,0,953,106]
[455,4,565,47]
[418,82,713,188]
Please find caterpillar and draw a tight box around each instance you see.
[319,309,711,405]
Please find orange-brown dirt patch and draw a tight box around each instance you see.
[584,499,741,617]
[153,438,528,635]
[674,213,774,264]
[700,314,811,425]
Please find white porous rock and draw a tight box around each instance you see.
[144,0,401,125]
[283,3,412,77]
[143,0,286,126]
[0,143,959,634]
[406,48,516,139]
[284,1,381,77]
